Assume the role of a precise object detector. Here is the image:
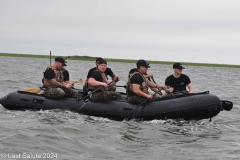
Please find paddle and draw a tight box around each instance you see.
[221,100,233,111]
[116,85,126,88]
[151,77,163,94]
[50,51,52,66]
[126,92,158,121]
[22,79,83,94]
[77,80,116,102]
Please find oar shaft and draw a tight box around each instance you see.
[126,92,158,120]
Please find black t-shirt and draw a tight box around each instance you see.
[87,67,114,79]
[44,68,69,81]
[128,71,147,97]
[89,70,106,82]
[165,74,191,92]
[89,70,107,91]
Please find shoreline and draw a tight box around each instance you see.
[1,52,239,68]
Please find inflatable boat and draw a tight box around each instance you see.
[0,89,233,121]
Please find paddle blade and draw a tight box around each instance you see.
[22,88,41,94]
[116,85,126,88]
[222,100,233,111]
[73,79,83,84]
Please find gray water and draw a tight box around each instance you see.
[0,56,239,160]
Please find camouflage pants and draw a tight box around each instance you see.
[108,86,116,92]
[90,91,121,102]
[128,94,161,104]
[83,85,116,92]
[162,90,188,98]
[83,84,88,93]
[44,87,75,99]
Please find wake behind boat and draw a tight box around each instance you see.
[0,89,233,121]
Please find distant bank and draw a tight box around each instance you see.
[1,52,239,68]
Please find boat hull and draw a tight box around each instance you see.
[0,90,224,121]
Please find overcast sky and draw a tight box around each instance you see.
[0,0,240,64]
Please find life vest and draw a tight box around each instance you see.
[126,72,149,96]
[128,71,135,79]
[88,70,108,91]
[42,66,65,87]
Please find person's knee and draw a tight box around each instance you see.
[44,88,64,99]
[105,91,121,100]
[108,86,116,92]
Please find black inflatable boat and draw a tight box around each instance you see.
[0,90,233,121]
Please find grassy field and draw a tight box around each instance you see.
[1,52,240,68]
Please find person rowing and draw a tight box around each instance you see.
[42,57,75,99]
[87,60,121,102]
[126,59,165,104]
[164,62,193,96]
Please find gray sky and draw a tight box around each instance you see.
[1,0,240,64]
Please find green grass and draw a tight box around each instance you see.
[1,52,240,68]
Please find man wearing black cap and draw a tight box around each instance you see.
[42,57,75,99]
[165,62,193,94]
[127,59,165,104]
[83,57,120,92]
[87,60,121,102]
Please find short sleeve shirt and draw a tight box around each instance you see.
[165,74,191,92]
[87,67,114,79]
[44,68,69,81]
[128,71,147,97]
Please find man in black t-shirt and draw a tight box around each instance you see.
[87,60,121,102]
[83,57,120,92]
[42,57,75,99]
[165,62,193,94]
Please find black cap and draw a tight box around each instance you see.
[96,57,103,62]
[98,60,107,65]
[136,59,150,68]
[55,57,67,66]
[173,62,185,69]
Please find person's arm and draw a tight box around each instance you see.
[166,86,174,93]
[144,73,153,79]
[107,68,120,82]
[148,81,165,95]
[88,78,107,87]
[110,73,120,83]
[63,70,74,85]
[184,75,193,93]
[88,71,108,87]
[85,67,96,84]
[132,84,153,99]
[187,83,193,93]
[148,81,165,90]
[50,79,72,88]
[165,76,174,93]
[113,74,120,82]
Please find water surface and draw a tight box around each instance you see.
[0,57,239,160]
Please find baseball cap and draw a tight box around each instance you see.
[136,59,150,68]
[55,57,67,66]
[173,62,185,69]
